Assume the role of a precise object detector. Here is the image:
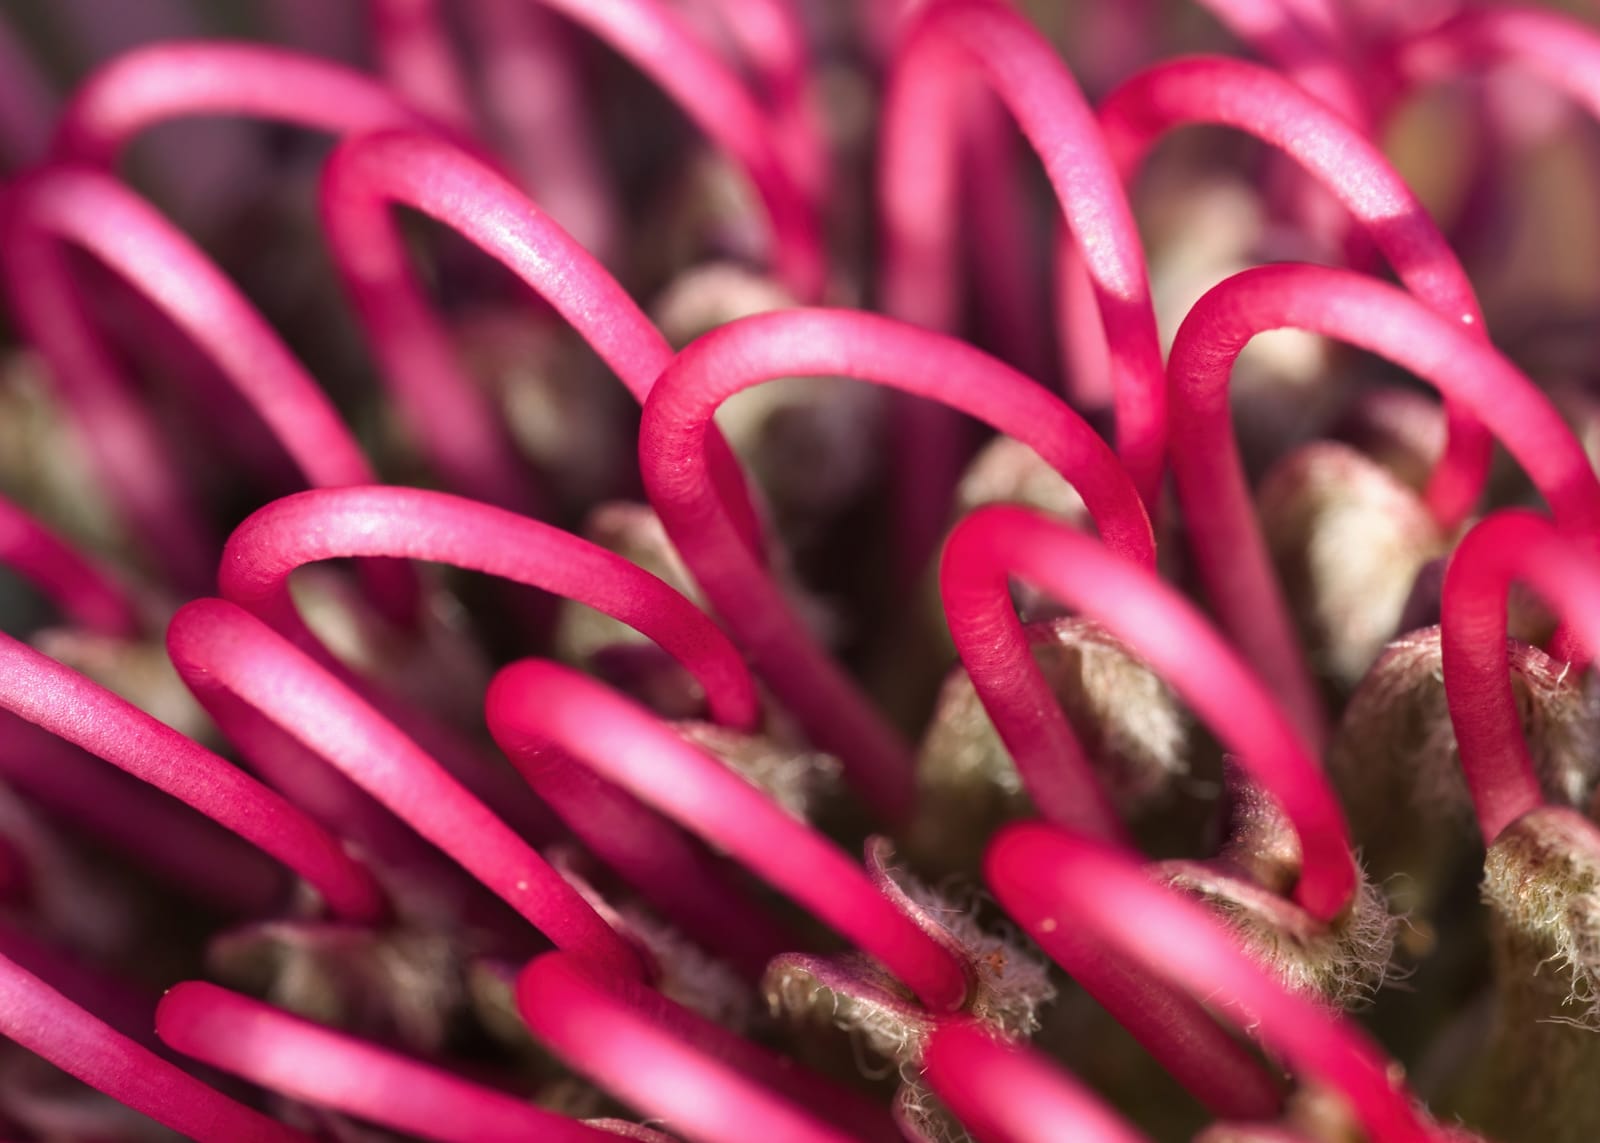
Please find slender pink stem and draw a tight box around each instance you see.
[50,41,435,166]
[0,715,286,915]
[3,166,414,616]
[0,631,385,922]
[319,129,760,543]
[0,956,309,1143]
[1169,264,1600,747]
[987,824,1433,1143]
[159,982,619,1143]
[0,494,138,637]
[639,307,1153,821]
[1440,511,1600,844]
[218,486,761,730]
[169,597,645,982]
[923,1020,1153,1143]
[0,13,55,169]
[1092,54,1491,533]
[942,504,1357,920]
[879,0,1165,527]
[517,952,900,1143]
[488,661,971,1011]
[463,0,621,261]
[366,0,479,131]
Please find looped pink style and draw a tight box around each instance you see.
[879,0,1165,511]
[318,129,762,546]
[1092,54,1490,532]
[1441,510,1600,844]
[987,824,1434,1143]
[1167,262,1600,747]
[0,631,385,923]
[923,1020,1153,1143]
[517,952,900,1143]
[167,598,646,980]
[158,981,622,1143]
[49,40,433,165]
[940,504,1357,920]
[639,306,1154,821]
[1,956,309,1143]
[487,660,971,1011]
[0,165,411,609]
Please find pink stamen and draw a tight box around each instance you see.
[0,955,310,1143]
[988,824,1433,1143]
[1167,263,1599,747]
[218,485,761,730]
[158,981,622,1142]
[517,952,901,1143]
[1440,510,1600,844]
[941,504,1357,920]
[169,596,667,982]
[0,493,138,637]
[2,166,413,614]
[923,1020,1153,1143]
[50,40,434,167]
[1195,0,1367,123]
[1090,54,1491,532]
[366,0,479,131]
[879,0,1165,538]
[0,632,385,922]
[487,661,971,1011]
[640,307,1153,821]
[319,129,761,543]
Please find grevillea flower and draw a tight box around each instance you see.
[4,2,1600,1142]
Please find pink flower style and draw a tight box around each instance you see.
[3,1,1600,1141]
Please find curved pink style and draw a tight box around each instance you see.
[218,485,760,731]
[50,40,434,166]
[987,824,1433,1143]
[167,598,645,978]
[367,0,478,130]
[158,981,620,1143]
[941,504,1356,919]
[639,307,1154,820]
[487,660,970,1012]
[1441,511,1600,843]
[319,129,760,544]
[1168,263,1600,747]
[0,493,138,636]
[0,631,384,922]
[879,0,1165,513]
[1092,54,1490,532]
[517,953,900,1143]
[1,166,410,611]
[1194,0,1366,124]
[1,957,309,1143]
[923,1021,1153,1143]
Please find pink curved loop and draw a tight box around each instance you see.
[879,0,1165,512]
[1441,511,1600,844]
[318,129,761,545]
[0,493,138,637]
[168,598,645,977]
[922,1020,1153,1143]
[639,306,1153,821]
[987,824,1433,1143]
[0,630,384,922]
[217,485,760,731]
[1,166,413,615]
[487,660,970,1012]
[0,957,308,1143]
[1090,54,1491,533]
[1167,263,1600,748]
[49,40,434,165]
[1193,0,1367,124]
[941,504,1357,921]
[158,981,619,1143]
[517,952,900,1143]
